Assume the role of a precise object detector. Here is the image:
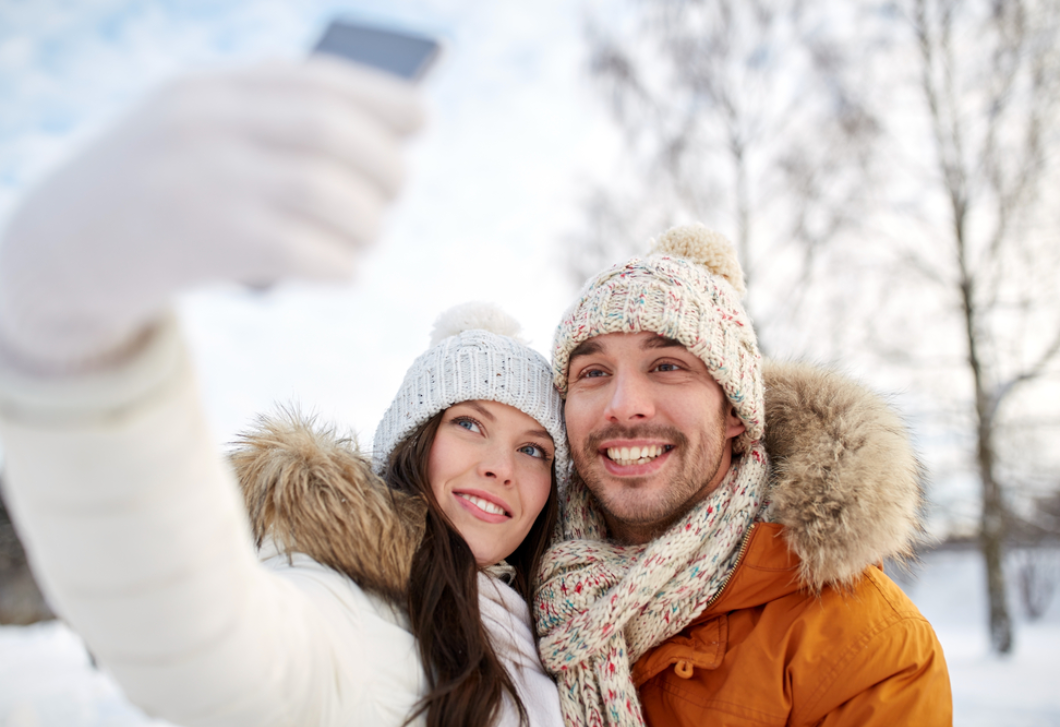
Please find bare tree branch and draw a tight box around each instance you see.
[575,0,882,357]
[992,324,1060,418]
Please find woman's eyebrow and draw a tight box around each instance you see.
[459,400,496,421]
[525,429,552,442]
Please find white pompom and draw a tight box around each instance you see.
[429,302,525,346]
[649,223,747,297]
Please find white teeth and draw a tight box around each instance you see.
[605,445,668,467]
[458,493,506,516]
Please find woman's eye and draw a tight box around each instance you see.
[518,443,549,460]
[454,417,481,433]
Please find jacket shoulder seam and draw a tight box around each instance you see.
[798,598,932,721]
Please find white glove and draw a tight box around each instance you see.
[0,57,424,373]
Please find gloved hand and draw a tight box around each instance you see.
[0,57,424,373]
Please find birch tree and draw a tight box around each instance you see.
[573,0,882,357]
[887,0,1060,653]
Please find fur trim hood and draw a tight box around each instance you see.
[762,360,924,591]
[229,362,923,599]
[229,410,425,604]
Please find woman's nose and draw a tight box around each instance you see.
[478,446,515,485]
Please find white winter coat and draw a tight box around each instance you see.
[0,318,562,727]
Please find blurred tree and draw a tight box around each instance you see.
[885,0,1060,654]
[572,0,882,357]
[1012,488,1060,620]
[0,479,54,625]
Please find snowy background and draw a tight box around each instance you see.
[3,547,1060,726]
[0,0,620,445]
[2,1,1059,724]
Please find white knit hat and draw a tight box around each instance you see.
[553,223,763,452]
[373,302,568,481]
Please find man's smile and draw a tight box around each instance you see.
[603,443,674,467]
[597,439,677,477]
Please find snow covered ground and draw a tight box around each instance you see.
[1,547,1058,726]
[896,548,1060,727]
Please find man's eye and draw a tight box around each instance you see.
[582,368,607,378]
[655,363,681,372]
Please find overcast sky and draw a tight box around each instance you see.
[7,1,1052,541]
[0,0,622,445]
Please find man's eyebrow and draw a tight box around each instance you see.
[568,339,602,361]
[642,335,685,350]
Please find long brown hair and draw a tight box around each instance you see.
[385,410,559,727]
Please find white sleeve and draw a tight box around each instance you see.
[0,316,425,727]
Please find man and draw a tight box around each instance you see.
[534,224,951,726]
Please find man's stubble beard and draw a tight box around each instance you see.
[571,418,727,543]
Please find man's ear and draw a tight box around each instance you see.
[725,405,746,440]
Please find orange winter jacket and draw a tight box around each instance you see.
[627,361,954,726]
[539,361,952,726]
[634,522,951,726]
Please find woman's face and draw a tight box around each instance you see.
[427,400,555,566]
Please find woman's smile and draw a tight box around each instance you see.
[454,488,511,521]
[428,400,554,565]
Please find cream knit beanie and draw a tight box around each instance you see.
[373,301,568,480]
[553,223,763,452]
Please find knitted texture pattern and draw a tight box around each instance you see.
[553,223,763,453]
[533,444,771,726]
[372,303,568,481]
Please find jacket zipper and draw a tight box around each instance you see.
[702,523,756,611]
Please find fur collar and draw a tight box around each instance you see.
[228,361,923,598]
[762,360,923,591]
[229,410,425,603]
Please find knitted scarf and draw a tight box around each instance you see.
[533,443,771,726]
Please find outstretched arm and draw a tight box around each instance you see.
[0,58,425,726]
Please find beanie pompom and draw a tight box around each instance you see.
[430,301,525,346]
[650,223,747,297]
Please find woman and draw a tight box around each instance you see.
[230,302,566,726]
[1,303,566,727]
[0,60,563,726]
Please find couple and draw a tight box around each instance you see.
[0,57,951,726]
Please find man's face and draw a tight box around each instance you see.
[564,331,746,544]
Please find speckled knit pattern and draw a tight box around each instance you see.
[372,320,568,481]
[552,224,763,453]
[533,444,771,727]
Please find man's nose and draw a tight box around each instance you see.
[603,371,655,422]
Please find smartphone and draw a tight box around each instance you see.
[312,20,442,82]
[245,21,440,293]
